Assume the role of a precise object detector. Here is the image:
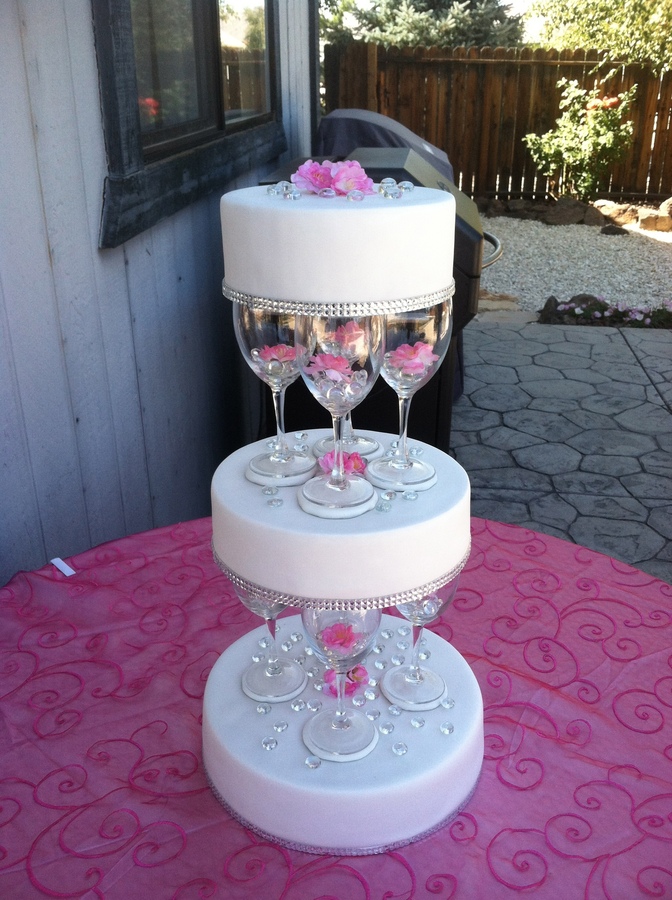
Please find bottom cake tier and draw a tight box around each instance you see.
[202,613,484,855]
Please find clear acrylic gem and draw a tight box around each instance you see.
[305,755,321,769]
[379,722,394,735]
[382,491,396,501]
[364,687,379,701]
[372,644,384,654]
[259,637,271,648]
[281,640,292,652]
[398,181,415,192]
[352,694,366,707]
[411,717,425,728]
[307,699,322,712]
[392,742,408,756]
[388,705,402,717]
[284,188,301,201]
[256,703,271,714]
[376,501,392,513]
[441,697,455,709]
[291,632,303,643]
[397,640,410,651]
[267,498,283,508]
[397,625,411,637]
[294,432,308,440]
[418,648,431,661]
[381,629,394,640]
[440,722,455,735]
[291,699,306,712]
[251,652,265,663]
[318,187,336,199]
[402,491,418,501]
[273,721,288,733]
[379,178,397,190]
[391,654,405,666]
[374,659,387,670]
[262,486,278,495]
[262,737,278,750]
[366,709,380,721]
[346,189,365,201]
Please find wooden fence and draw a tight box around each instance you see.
[323,43,672,201]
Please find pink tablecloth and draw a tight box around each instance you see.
[1,518,671,899]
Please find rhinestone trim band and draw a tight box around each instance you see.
[212,542,470,611]
[222,280,455,317]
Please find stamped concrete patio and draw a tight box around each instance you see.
[450,311,672,583]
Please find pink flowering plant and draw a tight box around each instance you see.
[318,450,367,476]
[320,622,358,651]
[324,664,368,697]
[388,342,439,375]
[291,159,375,196]
[540,295,672,329]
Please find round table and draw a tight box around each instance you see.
[1,517,670,898]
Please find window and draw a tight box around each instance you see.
[92,0,285,248]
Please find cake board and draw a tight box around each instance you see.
[202,613,484,855]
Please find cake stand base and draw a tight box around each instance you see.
[202,613,484,854]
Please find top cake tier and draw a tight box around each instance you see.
[220,184,456,314]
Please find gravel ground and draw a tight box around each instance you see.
[479,216,672,312]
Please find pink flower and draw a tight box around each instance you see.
[324,664,368,697]
[388,342,439,375]
[318,450,367,475]
[258,344,298,362]
[320,622,357,650]
[291,160,335,193]
[304,352,353,382]
[333,320,366,349]
[329,160,375,196]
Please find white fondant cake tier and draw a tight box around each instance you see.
[202,614,484,854]
[220,184,456,309]
[211,430,471,607]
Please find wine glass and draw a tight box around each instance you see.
[366,300,453,492]
[233,303,316,486]
[311,411,381,460]
[297,315,384,518]
[381,576,460,710]
[234,582,308,702]
[301,606,382,761]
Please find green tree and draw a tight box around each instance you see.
[532,0,672,73]
[321,0,523,49]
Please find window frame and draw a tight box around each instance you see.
[91,0,286,249]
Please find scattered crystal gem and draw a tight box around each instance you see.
[294,432,308,440]
[307,699,322,712]
[402,491,418,501]
[388,705,402,717]
[441,697,455,709]
[410,446,424,457]
[251,652,265,663]
[374,659,387,670]
[352,695,366,707]
[313,681,324,691]
[256,703,271,714]
[259,637,271,648]
[383,186,403,199]
[267,184,279,195]
[262,486,278,495]
[366,709,380,721]
[305,755,321,769]
[276,180,292,192]
[347,189,365,201]
[397,640,410,651]
[440,722,455,735]
[284,188,301,201]
[305,647,314,656]
[267,498,283,509]
[294,443,309,452]
[262,737,278,750]
[379,178,397,190]
[382,491,396,501]
[392,742,408,756]
[379,722,394,735]
[291,699,306,712]
[291,632,303,643]
[318,188,336,199]
[397,625,411,637]
[411,717,425,728]
[306,666,319,678]
[398,181,415,192]
[376,501,392,513]
[381,629,394,640]
[391,654,405,666]
[418,649,431,661]
[364,688,379,701]
[281,640,292,652]
[372,644,384,655]
[273,721,288,733]
[294,654,306,665]
[368,676,379,686]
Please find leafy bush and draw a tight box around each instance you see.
[524,79,636,201]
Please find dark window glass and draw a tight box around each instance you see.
[220,2,270,127]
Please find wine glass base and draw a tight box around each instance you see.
[242,659,308,703]
[298,474,378,519]
[380,665,448,711]
[312,434,381,459]
[245,451,316,488]
[302,709,379,762]
[366,458,438,493]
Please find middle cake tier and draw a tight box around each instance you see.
[211,430,471,608]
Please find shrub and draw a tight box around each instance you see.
[524,79,636,201]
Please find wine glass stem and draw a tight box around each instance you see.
[333,670,350,730]
[397,394,414,464]
[264,616,282,677]
[329,414,347,489]
[406,623,425,685]
[271,386,289,458]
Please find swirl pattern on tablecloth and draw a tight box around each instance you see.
[1,517,671,898]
